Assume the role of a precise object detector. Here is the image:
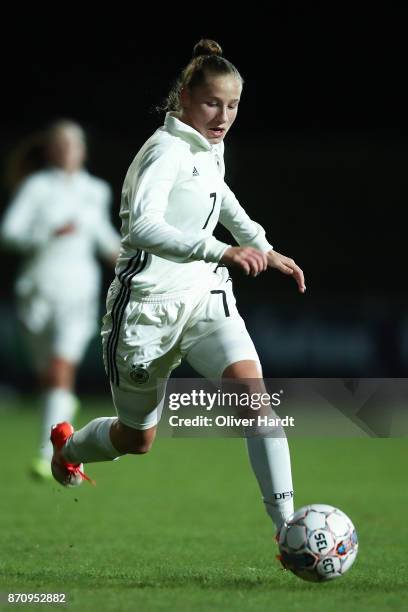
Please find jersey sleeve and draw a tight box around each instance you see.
[219,182,273,253]
[127,144,230,263]
[0,175,53,252]
[92,183,121,259]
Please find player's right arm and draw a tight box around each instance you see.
[220,246,268,276]
[125,143,267,276]
[0,175,51,252]
[126,143,230,264]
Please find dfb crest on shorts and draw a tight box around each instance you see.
[130,364,149,384]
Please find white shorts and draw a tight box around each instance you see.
[18,292,98,371]
[101,267,260,430]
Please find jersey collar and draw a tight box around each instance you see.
[49,167,90,187]
[50,166,86,179]
[165,112,217,152]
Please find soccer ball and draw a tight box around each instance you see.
[278,504,358,582]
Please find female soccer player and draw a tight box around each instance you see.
[1,120,120,478]
[50,41,305,534]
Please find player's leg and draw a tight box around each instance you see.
[50,399,159,487]
[61,382,163,465]
[182,273,294,532]
[35,300,95,469]
[52,363,173,486]
[41,356,76,388]
[19,321,79,477]
[222,359,294,532]
[51,293,185,485]
[38,357,79,457]
[110,420,156,454]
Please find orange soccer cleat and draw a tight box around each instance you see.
[50,422,94,487]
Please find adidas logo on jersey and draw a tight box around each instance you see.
[192,167,199,176]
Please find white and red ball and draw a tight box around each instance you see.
[278,504,358,582]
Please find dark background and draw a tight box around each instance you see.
[0,5,407,392]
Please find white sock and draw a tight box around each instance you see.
[246,435,294,530]
[40,388,78,461]
[63,417,121,464]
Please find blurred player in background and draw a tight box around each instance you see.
[0,120,120,478]
[50,41,305,537]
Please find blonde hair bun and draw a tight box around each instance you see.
[192,39,223,58]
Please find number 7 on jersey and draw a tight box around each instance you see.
[202,192,217,229]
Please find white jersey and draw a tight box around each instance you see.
[116,112,273,295]
[1,167,120,301]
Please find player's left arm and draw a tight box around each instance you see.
[266,250,306,293]
[219,182,271,253]
[220,182,305,292]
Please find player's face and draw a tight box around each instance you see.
[180,74,242,144]
[48,127,86,173]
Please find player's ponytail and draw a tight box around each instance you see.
[4,131,48,192]
[4,119,87,192]
[158,38,244,113]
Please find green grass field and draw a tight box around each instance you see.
[1,398,407,611]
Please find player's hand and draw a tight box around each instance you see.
[267,250,306,293]
[54,223,76,236]
[220,247,268,277]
